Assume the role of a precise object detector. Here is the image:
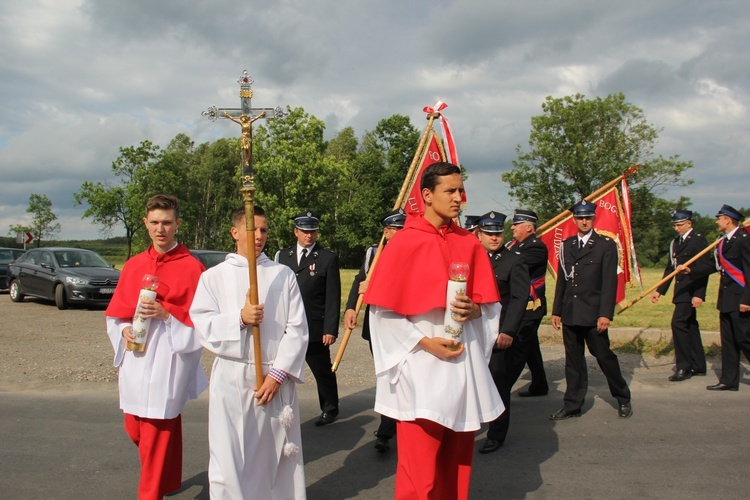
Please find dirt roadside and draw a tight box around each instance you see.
[0,293,379,391]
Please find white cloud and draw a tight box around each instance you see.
[1,0,749,239]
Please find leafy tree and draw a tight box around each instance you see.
[181,138,241,251]
[503,93,694,265]
[15,194,61,247]
[329,116,420,266]
[74,140,161,259]
[253,107,334,255]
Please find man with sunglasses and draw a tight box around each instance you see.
[550,200,632,420]
[651,210,710,381]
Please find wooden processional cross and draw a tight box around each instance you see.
[202,70,285,387]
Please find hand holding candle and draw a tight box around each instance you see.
[443,262,469,351]
[126,274,159,352]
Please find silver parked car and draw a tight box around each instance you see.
[7,247,120,309]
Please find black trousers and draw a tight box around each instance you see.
[671,302,707,372]
[523,321,549,394]
[486,319,544,443]
[306,341,339,413]
[718,310,750,387]
[562,324,631,412]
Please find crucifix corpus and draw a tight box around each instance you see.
[202,69,285,387]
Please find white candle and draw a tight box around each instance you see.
[126,274,159,352]
[442,262,469,350]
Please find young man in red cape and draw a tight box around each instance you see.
[105,194,208,499]
[364,162,504,499]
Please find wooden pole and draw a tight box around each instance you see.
[240,122,265,388]
[536,164,640,235]
[617,216,750,314]
[331,112,440,372]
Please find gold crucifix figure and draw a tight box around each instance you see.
[223,111,266,167]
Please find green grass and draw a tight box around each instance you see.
[608,267,719,331]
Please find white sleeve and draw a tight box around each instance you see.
[105,317,128,367]
[477,302,501,361]
[368,305,425,375]
[190,274,246,359]
[164,315,203,354]
[271,273,309,382]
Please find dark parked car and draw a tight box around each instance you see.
[8,247,120,310]
[1,247,26,290]
[190,250,230,270]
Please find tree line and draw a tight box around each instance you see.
[9,93,733,269]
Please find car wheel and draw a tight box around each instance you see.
[9,279,24,302]
[55,284,69,310]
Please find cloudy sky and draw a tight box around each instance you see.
[2,0,748,240]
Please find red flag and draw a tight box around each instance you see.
[539,187,637,306]
[404,130,444,216]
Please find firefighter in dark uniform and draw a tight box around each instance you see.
[509,209,550,397]
[688,204,750,391]
[475,211,530,453]
[651,209,710,381]
[550,200,632,420]
[463,214,480,235]
[277,210,342,426]
[343,208,406,452]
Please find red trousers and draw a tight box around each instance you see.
[124,413,183,500]
[395,419,475,500]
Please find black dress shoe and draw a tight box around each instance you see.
[618,402,633,418]
[374,437,390,452]
[706,383,738,391]
[669,369,693,382]
[478,438,503,454]
[518,390,548,398]
[692,371,707,376]
[549,409,581,420]
[315,411,339,426]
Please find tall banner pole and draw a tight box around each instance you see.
[618,216,750,313]
[202,70,285,387]
[536,164,640,235]
[331,111,441,372]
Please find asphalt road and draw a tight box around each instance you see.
[2,343,749,499]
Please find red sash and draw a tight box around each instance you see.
[718,238,745,287]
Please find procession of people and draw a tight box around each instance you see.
[104,179,747,499]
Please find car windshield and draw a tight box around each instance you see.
[54,250,111,268]
[0,250,20,264]
[198,252,228,268]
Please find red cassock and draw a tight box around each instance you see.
[364,215,499,313]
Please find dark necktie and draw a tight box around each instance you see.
[300,248,308,265]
